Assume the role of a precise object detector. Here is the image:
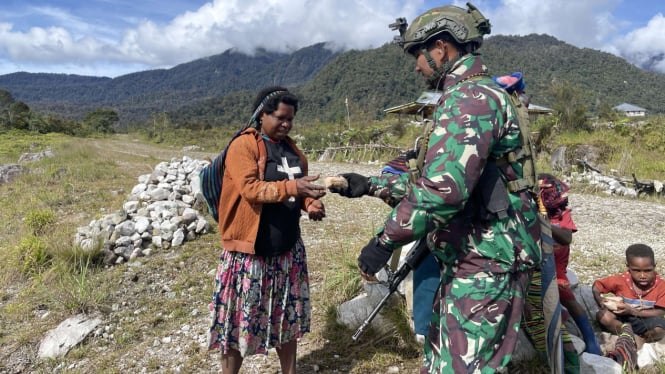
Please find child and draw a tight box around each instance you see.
[538,173,602,355]
[593,243,665,347]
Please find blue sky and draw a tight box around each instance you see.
[0,0,663,77]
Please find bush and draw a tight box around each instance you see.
[17,236,51,275]
[24,209,57,236]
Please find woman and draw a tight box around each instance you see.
[208,86,326,374]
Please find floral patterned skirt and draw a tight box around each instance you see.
[208,237,310,357]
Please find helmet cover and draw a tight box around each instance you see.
[398,2,491,54]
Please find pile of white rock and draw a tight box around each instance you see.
[74,156,212,265]
[574,170,639,197]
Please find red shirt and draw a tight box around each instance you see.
[551,208,577,282]
[594,271,665,310]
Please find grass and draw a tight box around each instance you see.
[549,121,665,180]
[1,122,664,373]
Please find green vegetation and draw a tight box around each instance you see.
[1,35,664,128]
[536,117,665,180]
[0,89,119,136]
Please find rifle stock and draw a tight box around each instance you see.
[352,238,430,341]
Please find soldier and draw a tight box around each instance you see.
[329,3,541,373]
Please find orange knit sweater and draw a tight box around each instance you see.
[217,128,314,254]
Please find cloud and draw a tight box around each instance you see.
[476,0,665,73]
[0,0,664,76]
[0,0,425,76]
[0,22,109,62]
[613,13,665,73]
[486,0,620,49]
[117,0,422,66]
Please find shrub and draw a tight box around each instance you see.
[24,208,57,236]
[17,236,51,275]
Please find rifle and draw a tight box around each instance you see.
[352,238,431,341]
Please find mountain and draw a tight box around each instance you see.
[480,34,665,113]
[171,34,665,126]
[0,34,664,127]
[0,42,341,124]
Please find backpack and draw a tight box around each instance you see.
[199,128,248,222]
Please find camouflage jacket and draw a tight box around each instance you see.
[369,53,541,277]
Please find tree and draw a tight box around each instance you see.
[548,79,590,132]
[0,89,15,109]
[6,101,31,130]
[597,101,619,122]
[143,112,175,143]
[83,109,119,134]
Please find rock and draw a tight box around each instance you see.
[511,329,538,363]
[336,282,394,336]
[38,314,102,359]
[18,148,55,163]
[134,216,151,234]
[72,157,213,265]
[172,229,185,247]
[149,188,170,201]
[574,285,601,320]
[579,352,621,373]
[0,164,25,186]
[550,146,568,172]
[637,343,659,368]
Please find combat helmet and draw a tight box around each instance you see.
[391,2,491,55]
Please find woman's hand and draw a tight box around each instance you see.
[307,199,325,221]
[296,175,326,199]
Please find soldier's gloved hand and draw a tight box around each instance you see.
[357,237,392,277]
[332,173,370,198]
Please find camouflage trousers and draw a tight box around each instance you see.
[421,270,531,374]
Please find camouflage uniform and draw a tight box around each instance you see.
[369,53,541,373]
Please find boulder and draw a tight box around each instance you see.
[38,314,102,359]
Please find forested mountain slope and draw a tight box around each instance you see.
[0,34,663,127]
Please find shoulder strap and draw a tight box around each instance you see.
[409,73,490,183]
[497,92,538,194]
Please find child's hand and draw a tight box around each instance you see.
[602,296,624,311]
[613,302,634,316]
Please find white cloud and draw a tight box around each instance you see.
[0,0,425,76]
[613,13,665,72]
[116,0,422,66]
[470,0,665,73]
[486,0,620,49]
[0,23,108,62]
[0,0,664,76]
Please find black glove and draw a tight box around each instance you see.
[333,173,370,198]
[358,237,393,276]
